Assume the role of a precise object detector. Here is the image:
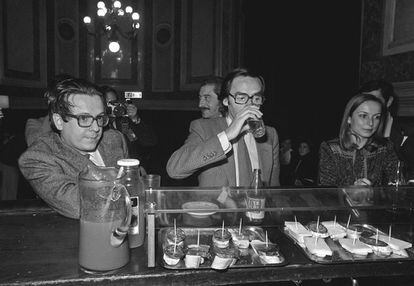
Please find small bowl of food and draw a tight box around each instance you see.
[163,244,185,266]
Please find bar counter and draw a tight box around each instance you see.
[1,200,414,286]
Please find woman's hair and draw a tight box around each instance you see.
[339,93,386,150]
[218,67,265,102]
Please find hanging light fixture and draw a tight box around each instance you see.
[83,0,140,53]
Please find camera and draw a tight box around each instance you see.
[107,100,128,117]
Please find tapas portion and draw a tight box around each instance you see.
[159,224,287,270]
[283,215,414,264]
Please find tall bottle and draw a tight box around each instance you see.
[245,169,266,225]
[117,159,145,248]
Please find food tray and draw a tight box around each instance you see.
[158,226,287,269]
[283,223,414,264]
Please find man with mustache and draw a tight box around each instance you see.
[198,76,224,119]
[18,78,128,219]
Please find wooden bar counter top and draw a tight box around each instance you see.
[1,200,414,285]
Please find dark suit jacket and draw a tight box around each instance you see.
[166,117,280,187]
[18,129,128,219]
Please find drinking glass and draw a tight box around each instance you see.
[143,174,161,209]
[247,117,265,138]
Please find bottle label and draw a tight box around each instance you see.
[246,196,265,219]
[129,196,140,234]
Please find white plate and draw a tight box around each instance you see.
[182,201,219,217]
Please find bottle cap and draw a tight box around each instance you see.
[117,158,140,166]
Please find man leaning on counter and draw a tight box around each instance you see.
[18,77,128,219]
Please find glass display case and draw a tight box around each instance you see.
[144,185,414,270]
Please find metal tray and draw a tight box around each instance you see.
[283,223,414,264]
[158,226,287,269]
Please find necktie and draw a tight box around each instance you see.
[238,135,252,186]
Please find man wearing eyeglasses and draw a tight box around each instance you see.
[167,68,279,187]
[18,78,128,219]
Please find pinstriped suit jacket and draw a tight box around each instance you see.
[166,117,280,187]
[18,129,129,219]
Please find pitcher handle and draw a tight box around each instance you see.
[110,184,132,247]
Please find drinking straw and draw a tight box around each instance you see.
[294,216,298,230]
[346,214,351,230]
[265,231,268,248]
[239,218,242,236]
[222,220,224,238]
[334,215,337,228]
[197,229,200,246]
[353,230,357,245]
[376,228,379,244]
[388,225,392,242]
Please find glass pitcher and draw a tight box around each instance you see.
[78,165,132,273]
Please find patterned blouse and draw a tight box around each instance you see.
[318,138,398,186]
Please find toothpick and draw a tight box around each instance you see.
[334,215,337,228]
[239,218,242,236]
[346,214,351,230]
[316,216,320,232]
[174,219,177,237]
[266,231,268,247]
[314,236,318,246]
[376,228,379,244]
[222,220,224,238]
[353,230,357,245]
[388,225,392,242]
[294,216,298,230]
[174,236,177,253]
[197,229,200,246]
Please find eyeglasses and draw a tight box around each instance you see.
[228,92,265,105]
[64,113,109,128]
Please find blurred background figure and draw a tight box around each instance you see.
[25,74,72,146]
[100,86,157,171]
[292,138,318,186]
[279,136,296,186]
[198,76,225,119]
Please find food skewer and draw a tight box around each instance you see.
[334,215,337,228]
[316,216,320,232]
[346,214,351,230]
[294,216,298,230]
[265,231,268,247]
[352,229,357,245]
[239,218,243,236]
[174,218,177,237]
[376,228,379,244]
[197,229,200,246]
[388,225,392,242]
[222,220,225,237]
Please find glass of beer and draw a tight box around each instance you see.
[247,117,265,138]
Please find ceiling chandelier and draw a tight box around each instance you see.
[83,0,141,53]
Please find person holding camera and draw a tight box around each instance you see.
[100,86,157,170]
